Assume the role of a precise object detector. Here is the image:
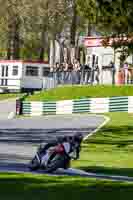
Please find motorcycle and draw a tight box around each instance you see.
[28,137,82,173]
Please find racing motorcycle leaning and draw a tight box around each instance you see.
[28,135,83,173]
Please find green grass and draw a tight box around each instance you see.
[0,172,133,200]
[0,93,23,100]
[25,85,133,101]
[72,113,133,177]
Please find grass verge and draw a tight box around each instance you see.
[0,93,23,100]
[25,85,133,101]
[72,113,133,177]
[0,173,133,200]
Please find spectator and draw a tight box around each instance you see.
[73,59,80,71]
[123,62,129,84]
[72,60,81,84]
[94,64,100,84]
[109,61,116,84]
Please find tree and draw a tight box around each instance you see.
[0,0,36,59]
[77,0,133,66]
[77,0,96,35]
[96,0,133,66]
[102,34,133,66]
[96,0,133,34]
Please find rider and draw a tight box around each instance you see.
[40,134,82,167]
[40,137,63,166]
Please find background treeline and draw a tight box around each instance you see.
[0,0,132,64]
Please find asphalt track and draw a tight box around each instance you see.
[0,99,16,120]
[0,114,104,164]
[0,114,133,182]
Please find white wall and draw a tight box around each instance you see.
[0,61,22,90]
[86,46,133,70]
[21,62,49,89]
[0,61,22,78]
[0,61,50,90]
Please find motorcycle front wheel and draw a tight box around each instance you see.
[44,154,69,173]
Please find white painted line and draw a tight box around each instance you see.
[57,168,133,182]
[83,115,110,141]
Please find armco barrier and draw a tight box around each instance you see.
[19,96,133,116]
[16,93,29,115]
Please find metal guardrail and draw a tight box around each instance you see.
[20,96,132,116]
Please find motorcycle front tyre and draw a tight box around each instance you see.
[44,154,69,173]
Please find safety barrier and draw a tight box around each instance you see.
[20,96,133,116]
[15,93,29,115]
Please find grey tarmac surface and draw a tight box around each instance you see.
[0,98,16,119]
[0,114,105,164]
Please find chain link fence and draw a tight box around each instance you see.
[42,66,133,90]
[42,66,98,90]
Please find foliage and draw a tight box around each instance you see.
[0,0,132,61]
[0,93,23,100]
[102,34,133,66]
[78,0,133,64]
[96,0,133,34]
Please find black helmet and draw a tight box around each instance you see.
[73,133,83,143]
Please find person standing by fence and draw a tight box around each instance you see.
[109,61,116,85]
[72,60,81,84]
[94,64,100,84]
[123,62,129,84]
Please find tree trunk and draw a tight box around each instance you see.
[64,47,68,63]
[60,43,64,64]
[55,40,61,64]
[70,47,75,64]
[13,19,20,59]
[87,23,92,36]
[47,44,50,62]
[7,17,20,60]
[49,39,55,69]
[69,0,77,63]
[70,2,77,46]
[67,48,71,64]
[7,23,14,59]
[7,36,12,60]
[75,46,80,60]
[39,29,47,61]
[56,39,65,64]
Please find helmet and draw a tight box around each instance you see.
[73,133,83,143]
